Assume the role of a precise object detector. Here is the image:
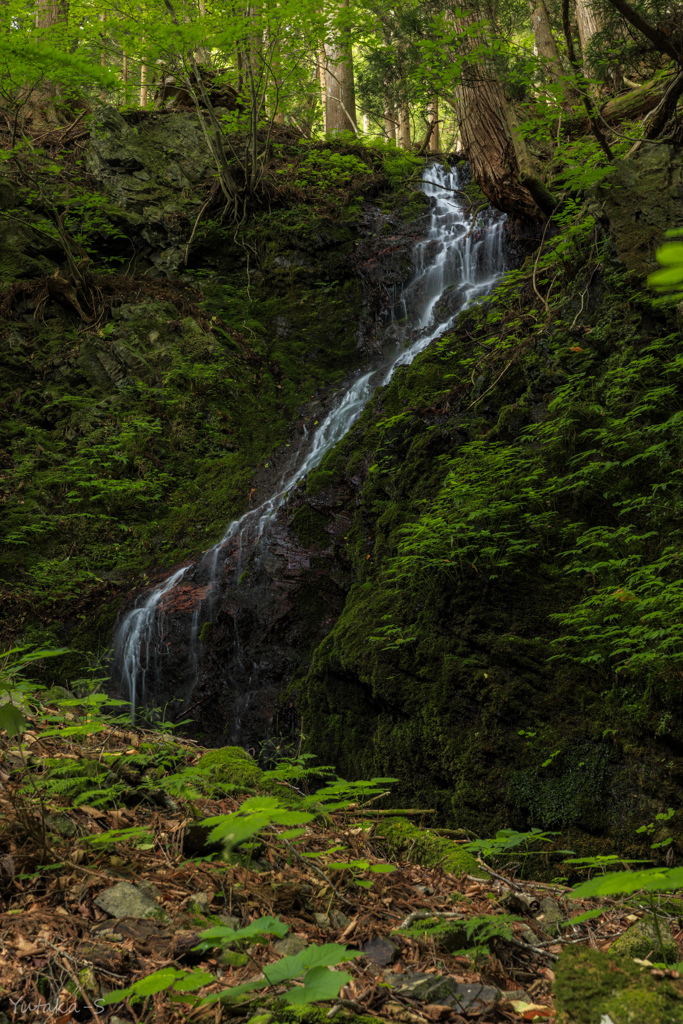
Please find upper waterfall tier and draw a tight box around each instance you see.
[112,163,507,734]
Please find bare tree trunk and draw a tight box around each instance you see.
[575,0,603,70]
[325,0,357,134]
[35,0,67,28]
[398,96,410,147]
[319,46,327,130]
[140,61,148,107]
[528,0,564,80]
[428,96,440,151]
[384,102,397,142]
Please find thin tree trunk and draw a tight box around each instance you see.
[140,63,148,107]
[428,96,440,151]
[398,96,410,147]
[325,0,357,134]
[319,46,327,131]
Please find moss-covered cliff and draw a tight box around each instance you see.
[290,144,683,861]
[0,108,426,684]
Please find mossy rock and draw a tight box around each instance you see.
[375,817,486,879]
[554,945,683,1024]
[197,746,264,792]
[609,915,677,965]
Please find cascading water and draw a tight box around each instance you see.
[113,163,507,733]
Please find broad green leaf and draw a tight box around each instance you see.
[0,704,28,737]
[283,967,351,1005]
[172,971,214,992]
[370,863,397,873]
[133,968,185,996]
[195,916,289,950]
[262,944,362,985]
[571,867,683,899]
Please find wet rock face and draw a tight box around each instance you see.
[127,479,360,746]
[591,144,683,275]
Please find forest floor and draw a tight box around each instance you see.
[1,693,680,1024]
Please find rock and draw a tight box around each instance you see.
[500,891,540,916]
[219,949,249,967]
[375,818,486,879]
[554,945,683,1023]
[182,891,211,914]
[330,909,351,930]
[94,881,165,921]
[273,934,309,957]
[387,974,502,1012]
[196,746,264,792]
[536,896,564,936]
[609,915,678,964]
[363,937,400,966]
[45,812,78,839]
[313,912,331,929]
[215,913,241,929]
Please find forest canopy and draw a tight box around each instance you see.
[0,0,681,226]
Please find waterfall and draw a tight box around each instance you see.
[112,163,507,726]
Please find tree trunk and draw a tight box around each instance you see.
[398,91,411,147]
[382,26,396,142]
[428,96,440,151]
[325,1,357,134]
[35,0,67,28]
[319,47,327,131]
[452,15,553,221]
[575,0,603,74]
[528,0,564,80]
[140,63,148,107]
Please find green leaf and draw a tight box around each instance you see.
[172,971,214,992]
[283,967,351,1005]
[571,867,683,899]
[194,916,288,952]
[370,863,397,873]
[0,704,28,737]
[133,968,185,996]
[262,944,362,986]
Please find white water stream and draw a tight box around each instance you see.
[113,163,506,721]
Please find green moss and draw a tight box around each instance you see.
[554,946,683,1024]
[610,916,677,964]
[197,746,264,791]
[375,817,486,878]
[290,506,330,549]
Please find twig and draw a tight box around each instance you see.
[465,359,515,411]
[532,217,552,314]
[506,936,559,960]
[467,864,525,891]
[184,196,212,265]
[59,956,102,1019]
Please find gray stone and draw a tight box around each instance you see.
[184,891,211,914]
[536,896,564,936]
[610,915,677,963]
[216,913,241,929]
[387,974,502,1011]
[330,909,352,930]
[363,937,400,966]
[94,881,161,920]
[313,912,331,929]
[273,934,309,957]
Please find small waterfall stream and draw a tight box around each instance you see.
[113,163,507,726]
